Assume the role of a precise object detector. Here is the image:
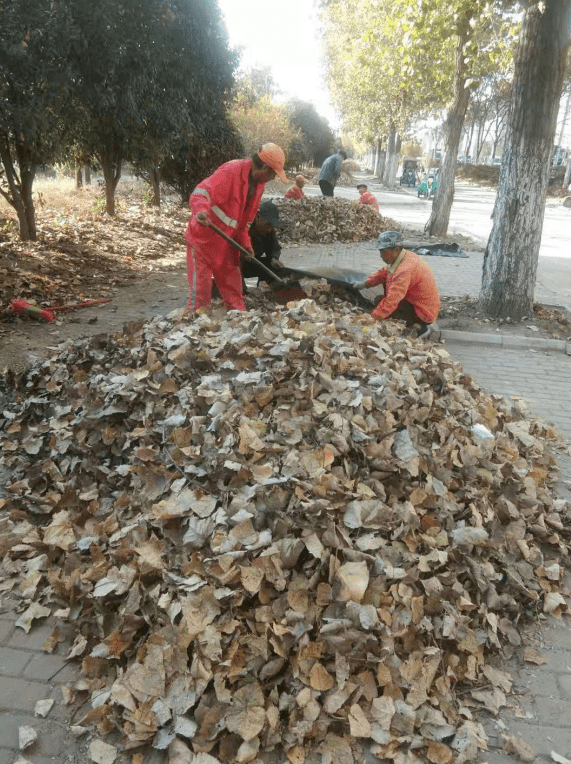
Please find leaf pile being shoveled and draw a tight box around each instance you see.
[1,295,570,764]
[275,196,396,244]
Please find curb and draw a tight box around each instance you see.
[439,328,571,354]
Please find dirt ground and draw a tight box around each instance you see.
[439,295,571,341]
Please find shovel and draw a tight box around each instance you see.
[207,221,307,304]
[279,266,376,309]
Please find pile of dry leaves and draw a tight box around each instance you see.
[276,197,394,244]
[1,293,570,764]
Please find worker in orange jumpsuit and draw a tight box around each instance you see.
[353,230,440,339]
[185,143,288,313]
[356,184,379,212]
[285,175,306,199]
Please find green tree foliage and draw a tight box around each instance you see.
[234,65,280,104]
[0,0,75,239]
[287,100,335,166]
[320,0,450,144]
[160,119,243,203]
[67,0,238,215]
[230,95,301,158]
[1,0,239,232]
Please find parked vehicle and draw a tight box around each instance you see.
[417,171,438,199]
[400,158,422,187]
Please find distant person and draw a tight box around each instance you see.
[352,230,440,339]
[285,175,306,199]
[318,150,347,197]
[185,143,288,313]
[356,183,379,212]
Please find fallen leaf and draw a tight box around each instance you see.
[15,603,51,634]
[502,734,536,762]
[19,726,37,750]
[90,740,118,764]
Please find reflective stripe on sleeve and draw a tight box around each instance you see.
[211,205,238,229]
[191,188,211,202]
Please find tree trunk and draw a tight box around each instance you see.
[0,138,37,240]
[149,165,161,206]
[375,138,386,180]
[426,19,472,237]
[480,0,570,319]
[386,132,401,188]
[382,127,396,185]
[99,148,122,216]
[564,158,571,187]
[85,165,91,185]
[75,162,83,189]
[465,120,475,159]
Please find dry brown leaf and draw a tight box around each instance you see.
[502,734,536,762]
[348,704,372,737]
[309,662,335,691]
[336,561,369,603]
[426,741,453,764]
[523,647,548,665]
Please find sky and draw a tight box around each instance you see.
[216,0,341,130]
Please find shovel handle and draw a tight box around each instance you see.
[207,220,286,284]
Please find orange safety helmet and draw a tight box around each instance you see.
[258,143,288,183]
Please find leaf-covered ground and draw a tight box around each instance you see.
[0,179,187,317]
[1,290,570,764]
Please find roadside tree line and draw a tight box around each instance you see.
[0,0,241,239]
[320,0,571,319]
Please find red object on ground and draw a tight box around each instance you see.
[10,298,111,323]
[185,158,266,313]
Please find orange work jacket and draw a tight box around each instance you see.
[359,190,379,212]
[365,250,440,323]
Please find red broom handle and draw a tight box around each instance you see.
[49,299,112,312]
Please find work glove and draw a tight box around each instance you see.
[352,281,368,291]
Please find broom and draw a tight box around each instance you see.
[207,221,307,304]
[11,298,112,323]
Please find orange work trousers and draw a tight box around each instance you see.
[186,241,246,313]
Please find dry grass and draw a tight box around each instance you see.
[0,174,151,226]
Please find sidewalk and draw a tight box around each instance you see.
[443,340,571,764]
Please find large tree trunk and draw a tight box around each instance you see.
[386,132,401,188]
[149,165,161,206]
[426,20,471,237]
[382,126,396,185]
[564,157,571,187]
[0,137,37,240]
[75,162,83,189]
[480,0,570,319]
[85,165,91,185]
[99,147,122,216]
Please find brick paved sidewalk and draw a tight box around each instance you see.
[0,597,87,764]
[444,341,571,763]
